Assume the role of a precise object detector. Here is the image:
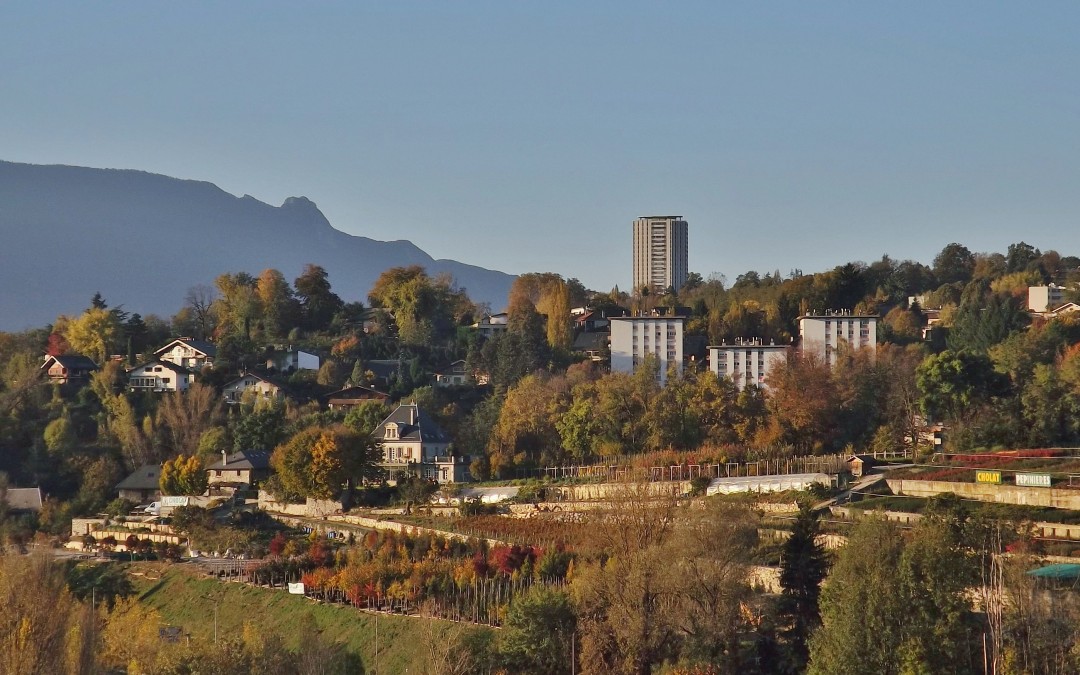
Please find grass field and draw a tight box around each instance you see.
[128,563,494,674]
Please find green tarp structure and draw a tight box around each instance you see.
[1026,563,1080,580]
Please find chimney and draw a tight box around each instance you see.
[410,406,418,425]
[222,449,228,468]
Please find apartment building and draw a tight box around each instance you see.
[798,311,877,367]
[610,315,685,383]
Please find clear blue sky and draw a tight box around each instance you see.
[4,2,1080,292]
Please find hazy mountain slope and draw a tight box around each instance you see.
[0,160,514,329]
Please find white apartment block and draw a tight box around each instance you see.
[632,216,689,294]
[610,316,684,383]
[798,312,877,367]
[708,340,790,390]
[1028,285,1067,313]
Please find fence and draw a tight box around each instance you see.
[523,449,911,483]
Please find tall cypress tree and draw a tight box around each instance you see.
[779,503,828,672]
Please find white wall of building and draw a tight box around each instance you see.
[159,344,212,370]
[223,376,281,402]
[128,363,191,392]
[1028,285,1066,313]
[798,314,877,367]
[709,342,789,390]
[610,317,684,383]
[296,351,320,371]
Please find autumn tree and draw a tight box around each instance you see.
[63,306,121,363]
[509,273,577,351]
[160,454,208,495]
[760,352,839,453]
[256,268,299,339]
[589,361,658,455]
[489,374,566,475]
[574,484,758,675]
[369,265,470,346]
[213,272,260,338]
[270,425,380,501]
[574,482,682,675]
[0,552,97,675]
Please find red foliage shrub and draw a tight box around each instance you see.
[471,550,490,577]
[309,539,331,567]
[268,532,287,557]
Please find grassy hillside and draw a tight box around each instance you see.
[129,564,494,674]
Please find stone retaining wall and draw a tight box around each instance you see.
[886,479,1080,509]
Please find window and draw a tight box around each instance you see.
[162,378,170,385]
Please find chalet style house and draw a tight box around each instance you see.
[434,360,468,387]
[127,360,193,393]
[222,372,285,404]
[322,385,390,411]
[40,354,98,384]
[155,338,216,371]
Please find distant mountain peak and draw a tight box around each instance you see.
[0,159,514,329]
[281,195,316,209]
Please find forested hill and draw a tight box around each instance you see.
[0,160,515,329]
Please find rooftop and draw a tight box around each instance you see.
[206,450,272,471]
[115,464,163,491]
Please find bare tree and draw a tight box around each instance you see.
[157,383,223,458]
[421,601,476,675]
[184,284,218,340]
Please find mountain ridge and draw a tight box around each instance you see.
[0,160,515,330]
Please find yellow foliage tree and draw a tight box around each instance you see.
[63,307,121,363]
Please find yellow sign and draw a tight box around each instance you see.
[976,470,1002,484]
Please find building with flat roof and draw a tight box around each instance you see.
[610,315,684,384]
[798,311,877,367]
[1028,284,1069,313]
[632,216,688,294]
[708,339,790,390]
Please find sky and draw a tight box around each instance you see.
[3,2,1080,293]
